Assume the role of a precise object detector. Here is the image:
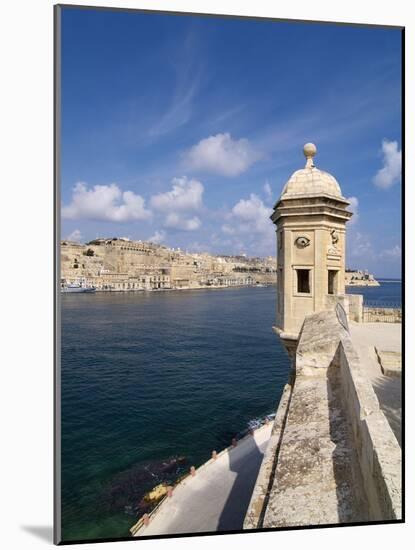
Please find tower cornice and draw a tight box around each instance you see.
[271,195,353,224]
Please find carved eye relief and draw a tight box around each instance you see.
[295,236,310,248]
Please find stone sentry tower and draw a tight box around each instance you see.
[271,143,353,355]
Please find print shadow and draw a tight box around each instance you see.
[217,435,264,531]
[21,525,53,543]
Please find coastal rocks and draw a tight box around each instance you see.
[143,484,168,504]
[99,456,188,517]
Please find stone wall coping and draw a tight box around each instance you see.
[338,334,402,520]
[247,309,401,528]
[243,383,293,529]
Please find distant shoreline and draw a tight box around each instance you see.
[61,283,277,295]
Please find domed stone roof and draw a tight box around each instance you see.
[281,143,343,199]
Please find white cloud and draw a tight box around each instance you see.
[373,139,402,189]
[229,194,273,233]
[263,181,272,201]
[346,196,359,224]
[62,182,152,222]
[165,213,201,231]
[221,193,274,254]
[150,177,203,212]
[66,229,83,243]
[379,245,401,259]
[150,176,203,232]
[183,133,261,177]
[148,230,166,244]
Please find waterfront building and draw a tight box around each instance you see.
[345,269,380,286]
[61,237,277,291]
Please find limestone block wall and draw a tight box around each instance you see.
[347,293,363,322]
[245,310,401,528]
[324,293,363,323]
[276,220,347,336]
[295,310,349,375]
[336,337,401,520]
[243,383,293,529]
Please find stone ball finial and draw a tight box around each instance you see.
[303,143,317,158]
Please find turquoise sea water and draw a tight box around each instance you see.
[60,281,401,541]
[61,286,291,541]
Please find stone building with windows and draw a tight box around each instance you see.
[270,142,354,353]
[61,237,277,291]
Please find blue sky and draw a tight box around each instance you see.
[60,7,402,278]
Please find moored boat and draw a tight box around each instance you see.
[61,278,95,293]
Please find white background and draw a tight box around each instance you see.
[0,0,413,548]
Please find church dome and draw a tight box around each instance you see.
[281,143,343,199]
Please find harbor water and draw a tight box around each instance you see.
[61,286,291,541]
[60,281,401,541]
[346,279,402,306]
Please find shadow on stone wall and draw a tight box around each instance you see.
[326,362,369,524]
[371,376,401,446]
[217,438,264,531]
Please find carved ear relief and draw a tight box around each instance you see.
[295,235,311,249]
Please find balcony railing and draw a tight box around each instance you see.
[363,301,402,323]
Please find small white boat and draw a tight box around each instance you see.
[61,278,95,293]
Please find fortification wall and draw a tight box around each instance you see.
[244,309,401,528]
[324,293,363,323]
[244,383,293,529]
[60,240,277,290]
[337,337,401,520]
[347,293,363,322]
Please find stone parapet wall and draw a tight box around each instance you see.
[347,293,363,322]
[337,337,401,520]
[325,294,350,318]
[246,309,401,528]
[295,310,349,375]
[324,295,401,324]
[325,293,363,323]
[243,383,293,529]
